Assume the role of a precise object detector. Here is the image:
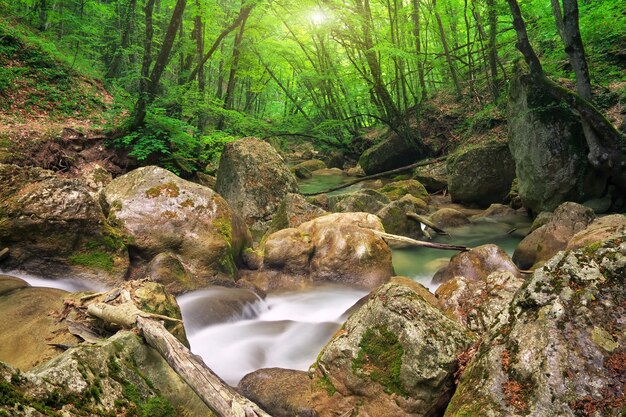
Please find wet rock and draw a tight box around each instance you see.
[0,164,128,283]
[472,204,518,221]
[239,368,318,417]
[445,238,625,417]
[447,142,515,207]
[268,193,327,234]
[513,202,594,270]
[413,160,448,192]
[258,213,393,290]
[359,131,421,175]
[530,211,553,232]
[430,208,471,229]
[293,159,327,173]
[315,281,473,417]
[346,165,365,177]
[215,137,298,239]
[147,252,193,295]
[330,189,390,214]
[436,270,525,334]
[102,166,249,290]
[508,70,606,213]
[312,168,345,176]
[376,195,428,239]
[433,244,521,285]
[0,274,29,296]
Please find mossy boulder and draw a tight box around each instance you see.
[315,281,473,416]
[0,164,128,283]
[358,132,421,175]
[267,193,327,234]
[445,238,625,417]
[292,159,327,174]
[379,179,429,202]
[101,166,250,292]
[413,160,448,192]
[215,137,299,239]
[257,213,394,290]
[330,189,390,214]
[513,202,594,270]
[447,143,515,207]
[376,195,428,239]
[507,71,606,213]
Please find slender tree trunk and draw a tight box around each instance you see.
[132,0,156,129]
[194,0,205,92]
[222,5,249,111]
[107,0,137,79]
[486,0,499,100]
[433,0,462,97]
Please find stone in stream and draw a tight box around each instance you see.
[507,69,607,214]
[240,280,473,417]
[413,159,448,192]
[250,212,393,291]
[379,179,429,202]
[267,193,327,235]
[376,195,428,239]
[329,189,390,214]
[101,165,251,292]
[215,137,299,239]
[0,164,129,284]
[432,244,521,286]
[513,201,595,270]
[447,142,515,207]
[358,130,422,175]
[429,207,471,229]
[444,237,625,417]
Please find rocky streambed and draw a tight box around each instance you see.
[0,137,624,416]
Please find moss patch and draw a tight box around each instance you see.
[69,250,114,271]
[352,326,408,397]
[145,183,180,199]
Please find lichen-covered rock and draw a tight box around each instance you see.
[330,189,390,214]
[79,162,113,194]
[445,238,625,417]
[315,281,473,417]
[101,166,249,290]
[433,244,521,285]
[430,208,470,229]
[146,252,193,295]
[566,214,626,251]
[413,160,448,192]
[507,70,605,213]
[267,194,327,234]
[436,271,525,334]
[379,179,429,201]
[0,164,128,283]
[376,195,428,239]
[215,137,299,238]
[259,213,393,290]
[513,202,594,270]
[447,143,515,207]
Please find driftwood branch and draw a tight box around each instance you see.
[86,300,271,417]
[302,157,447,196]
[0,247,9,262]
[136,317,272,417]
[370,229,469,251]
[406,212,449,235]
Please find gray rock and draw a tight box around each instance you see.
[267,193,327,235]
[445,238,625,417]
[376,195,428,239]
[330,189,390,214]
[507,71,606,213]
[430,208,471,229]
[102,166,250,290]
[447,142,516,207]
[315,281,473,417]
[216,137,299,239]
[359,132,421,175]
[413,160,448,192]
[0,164,128,283]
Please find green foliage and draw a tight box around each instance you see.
[140,396,175,417]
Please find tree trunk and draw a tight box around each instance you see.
[132,0,156,129]
[486,0,499,100]
[433,0,462,97]
[106,0,137,79]
[411,0,427,101]
[222,6,249,111]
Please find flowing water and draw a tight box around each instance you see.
[6,173,532,387]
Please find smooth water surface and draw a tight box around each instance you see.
[298,174,363,196]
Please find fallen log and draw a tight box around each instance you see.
[369,230,469,251]
[406,212,449,235]
[0,247,8,262]
[86,301,272,417]
[302,157,447,196]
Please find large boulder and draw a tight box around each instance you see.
[447,142,515,207]
[445,238,625,417]
[433,244,521,285]
[330,189,390,214]
[430,207,471,229]
[379,179,429,201]
[101,166,250,291]
[436,270,525,334]
[315,281,473,416]
[215,137,299,238]
[413,160,448,192]
[258,213,394,290]
[267,193,327,234]
[507,70,605,213]
[358,132,421,175]
[0,164,128,283]
[566,213,626,251]
[513,202,594,270]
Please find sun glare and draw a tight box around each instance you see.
[310,10,328,26]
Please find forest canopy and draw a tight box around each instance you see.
[1,0,625,174]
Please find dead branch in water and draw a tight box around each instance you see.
[369,229,469,251]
